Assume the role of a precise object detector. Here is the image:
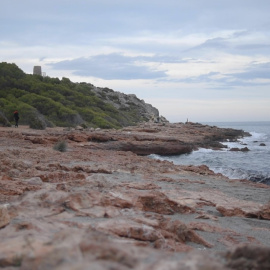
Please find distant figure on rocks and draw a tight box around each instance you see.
[13,110,19,128]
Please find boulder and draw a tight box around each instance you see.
[230,147,250,152]
[225,245,270,270]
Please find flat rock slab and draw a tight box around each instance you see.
[0,123,269,269]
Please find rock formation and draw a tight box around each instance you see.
[92,87,159,117]
[0,123,269,269]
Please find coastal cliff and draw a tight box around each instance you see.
[0,123,269,269]
[91,86,161,123]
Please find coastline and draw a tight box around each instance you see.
[158,121,270,185]
[0,123,269,269]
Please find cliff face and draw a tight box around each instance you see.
[92,86,162,123]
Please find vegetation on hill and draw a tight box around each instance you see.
[0,62,156,129]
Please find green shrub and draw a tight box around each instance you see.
[53,141,67,152]
[0,111,11,126]
[28,111,47,130]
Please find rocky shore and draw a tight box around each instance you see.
[0,122,269,269]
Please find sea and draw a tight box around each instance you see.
[150,121,270,185]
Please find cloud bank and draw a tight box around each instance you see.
[1,0,270,121]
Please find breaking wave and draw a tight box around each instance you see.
[211,167,270,185]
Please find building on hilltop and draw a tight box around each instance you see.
[33,66,42,76]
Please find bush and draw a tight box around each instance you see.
[28,112,47,130]
[53,141,67,152]
[0,111,11,126]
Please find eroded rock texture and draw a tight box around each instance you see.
[0,123,269,269]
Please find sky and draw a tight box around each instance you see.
[1,0,270,123]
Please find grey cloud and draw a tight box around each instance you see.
[176,72,225,85]
[3,0,270,47]
[186,30,270,57]
[236,44,270,53]
[49,54,167,80]
[228,62,270,80]
[197,37,229,50]
[170,61,270,89]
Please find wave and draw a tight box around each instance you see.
[221,132,269,152]
[195,148,215,153]
[211,166,270,185]
[150,123,270,186]
[241,131,268,143]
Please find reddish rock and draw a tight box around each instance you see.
[180,164,217,175]
[0,124,268,269]
[24,136,47,144]
[225,245,270,270]
[260,202,270,220]
[136,191,193,214]
[216,201,269,220]
[96,219,162,242]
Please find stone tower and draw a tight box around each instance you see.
[33,66,42,76]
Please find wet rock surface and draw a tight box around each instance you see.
[0,123,269,269]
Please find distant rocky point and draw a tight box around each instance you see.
[91,86,168,124]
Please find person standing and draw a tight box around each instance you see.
[13,110,19,128]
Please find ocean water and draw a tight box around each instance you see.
[151,121,270,185]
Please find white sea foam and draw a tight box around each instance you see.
[150,122,270,185]
[222,141,242,149]
[211,167,249,180]
[241,132,267,143]
[195,148,214,153]
[212,166,270,184]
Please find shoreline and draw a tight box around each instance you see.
[0,123,269,269]
[149,122,270,185]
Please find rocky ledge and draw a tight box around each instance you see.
[0,123,269,270]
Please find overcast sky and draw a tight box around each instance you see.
[1,0,270,122]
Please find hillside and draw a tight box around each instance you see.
[0,62,161,129]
